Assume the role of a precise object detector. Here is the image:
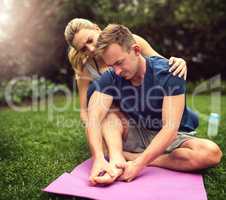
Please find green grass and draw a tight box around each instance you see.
[0,95,225,200]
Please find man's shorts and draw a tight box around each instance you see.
[123,121,196,153]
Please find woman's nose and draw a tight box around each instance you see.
[87,44,95,53]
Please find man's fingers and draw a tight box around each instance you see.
[115,162,127,169]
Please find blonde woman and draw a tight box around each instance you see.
[65,18,188,126]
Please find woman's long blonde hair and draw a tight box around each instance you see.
[64,18,95,49]
[68,47,88,77]
[65,18,105,76]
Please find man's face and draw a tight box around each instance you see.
[102,43,139,80]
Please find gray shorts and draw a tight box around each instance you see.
[123,121,196,153]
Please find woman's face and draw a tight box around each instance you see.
[73,28,101,56]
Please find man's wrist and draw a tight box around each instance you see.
[135,152,153,167]
[134,156,147,169]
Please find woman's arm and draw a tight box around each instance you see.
[133,34,187,80]
[133,34,162,57]
[76,67,92,125]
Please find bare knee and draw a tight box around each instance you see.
[172,140,222,169]
[202,142,222,166]
[193,141,222,168]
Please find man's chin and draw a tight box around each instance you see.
[123,74,132,80]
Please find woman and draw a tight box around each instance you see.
[64,18,188,125]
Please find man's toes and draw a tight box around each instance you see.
[94,173,114,184]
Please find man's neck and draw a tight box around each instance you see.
[131,56,147,86]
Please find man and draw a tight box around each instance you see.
[86,24,222,186]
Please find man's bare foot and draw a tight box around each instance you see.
[94,156,126,185]
[93,171,115,185]
[123,151,141,161]
[109,155,127,180]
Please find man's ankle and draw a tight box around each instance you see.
[109,152,126,162]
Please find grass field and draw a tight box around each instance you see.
[0,95,225,200]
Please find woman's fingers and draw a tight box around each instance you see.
[172,65,183,76]
[169,57,186,74]
[178,67,186,78]
[183,70,187,80]
[169,59,181,72]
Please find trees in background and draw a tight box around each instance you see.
[0,0,225,83]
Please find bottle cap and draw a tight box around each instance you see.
[210,113,220,119]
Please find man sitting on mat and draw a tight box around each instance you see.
[86,24,222,185]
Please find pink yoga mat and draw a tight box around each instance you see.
[43,159,207,200]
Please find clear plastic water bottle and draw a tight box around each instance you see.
[207,113,220,138]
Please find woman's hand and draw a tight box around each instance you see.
[80,110,88,126]
[168,57,187,80]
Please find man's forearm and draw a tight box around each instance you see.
[136,127,177,166]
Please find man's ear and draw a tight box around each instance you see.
[93,24,101,31]
[131,44,141,55]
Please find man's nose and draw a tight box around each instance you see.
[115,67,122,75]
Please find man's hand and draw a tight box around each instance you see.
[89,158,116,186]
[116,159,145,182]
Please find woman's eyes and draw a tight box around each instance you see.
[79,38,93,53]
[87,38,93,44]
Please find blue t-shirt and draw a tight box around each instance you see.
[87,56,199,132]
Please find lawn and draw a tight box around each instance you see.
[0,95,225,200]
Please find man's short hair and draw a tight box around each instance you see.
[95,24,136,57]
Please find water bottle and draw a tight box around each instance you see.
[207,113,220,138]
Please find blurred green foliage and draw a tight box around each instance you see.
[0,0,225,83]
[0,77,68,105]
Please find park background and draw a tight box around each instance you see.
[0,0,225,200]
